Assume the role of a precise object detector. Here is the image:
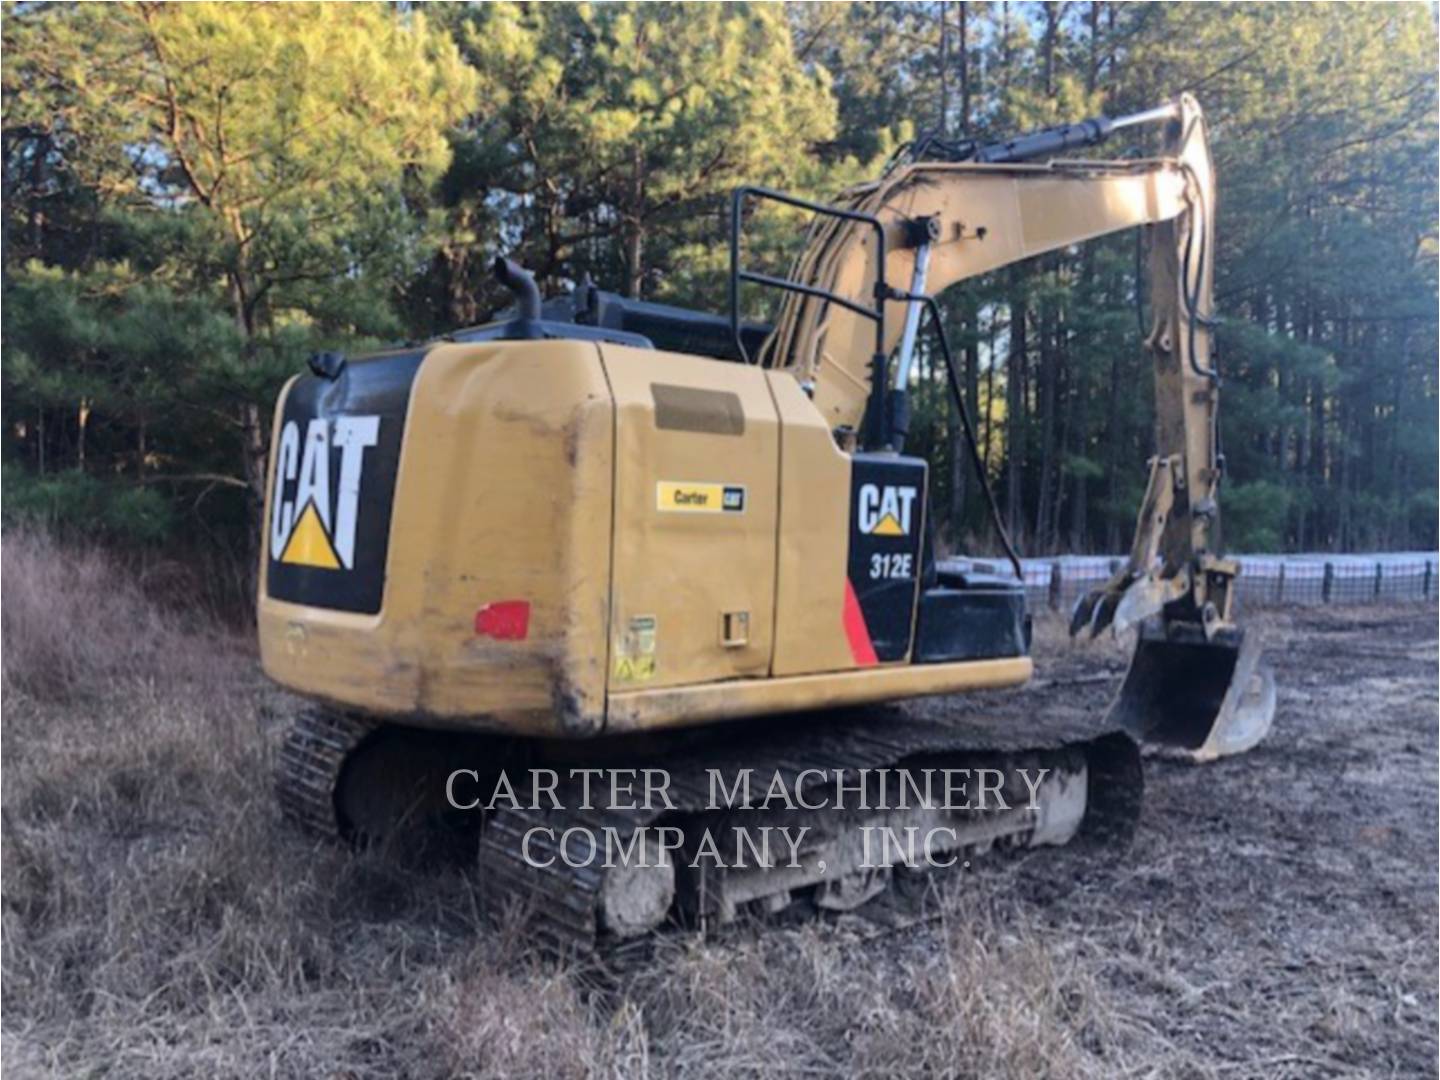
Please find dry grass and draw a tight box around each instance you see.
[1,529,1154,1078]
[4,530,1433,1078]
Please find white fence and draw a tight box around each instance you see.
[948,551,1438,611]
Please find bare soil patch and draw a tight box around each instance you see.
[905,605,1440,1078]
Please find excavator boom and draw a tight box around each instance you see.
[740,94,1274,761]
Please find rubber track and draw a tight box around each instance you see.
[478,709,1142,956]
[276,708,377,839]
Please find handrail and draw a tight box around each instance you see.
[729,185,892,446]
[729,185,889,363]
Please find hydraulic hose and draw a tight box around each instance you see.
[893,289,1025,581]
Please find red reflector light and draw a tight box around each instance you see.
[474,601,530,641]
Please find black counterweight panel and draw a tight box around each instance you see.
[266,349,425,615]
[847,454,927,662]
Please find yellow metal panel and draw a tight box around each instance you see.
[607,656,1033,732]
[767,371,857,676]
[256,373,300,604]
[601,345,780,692]
[258,340,614,735]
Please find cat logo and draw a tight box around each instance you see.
[857,483,918,537]
[269,416,379,570]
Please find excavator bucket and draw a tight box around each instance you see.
[1107,621,1276,763]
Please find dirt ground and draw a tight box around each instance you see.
[3,533,1435,1080]
[886,604,1440,1077]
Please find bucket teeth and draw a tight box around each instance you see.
[1088,590,1122,639]
[1073,570,1173,641]
[1071,585,1123,639]
[1069,591,1101,638]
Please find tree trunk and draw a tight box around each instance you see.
[623,143,646,298]
[983,313,997,477]
[963,294,981,532]
[1103,327,1124,552]
[958,1,971,134]
[1052,313,1074,549]
[1034,274,1059,550]
[1005,274,1028,544]
[1087,2,1102,95]
[938,1,949,135]
[1069,252,1095,551]
[1041,2,1061,98]
[624,225,644,299]
[226,248,271,578]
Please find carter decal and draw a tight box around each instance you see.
[656,481,746,514]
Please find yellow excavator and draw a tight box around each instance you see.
[261,95,1274,948]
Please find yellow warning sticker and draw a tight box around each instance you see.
[280,501,342,569]
[613,615,658,684]
[613,655,657,683]
[656,481,746,514]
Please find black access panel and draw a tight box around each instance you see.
[847,454,928,661]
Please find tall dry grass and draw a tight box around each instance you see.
[4,529,175,701]
[3,528,1209,1078]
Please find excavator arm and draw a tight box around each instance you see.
[741,94,1275,761]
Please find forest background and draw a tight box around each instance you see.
[4,2,1435,609]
